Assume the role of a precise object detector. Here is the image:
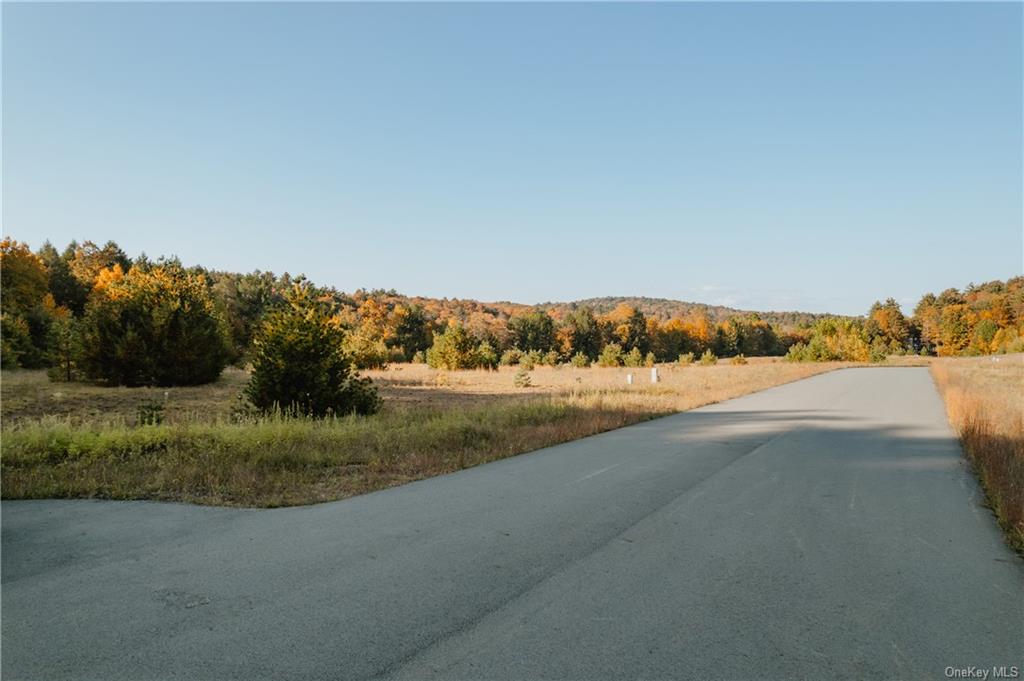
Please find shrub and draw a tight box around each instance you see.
[644,352,656,368]
[476,341,499,370]
[786,337,834,361]
[868,341,888,364]
[543,350,561,366]
[783,319,870,362]
[136,400,165,426]
[570,352,590,368]
[513,367,532,388]
[678,352,695,365]
[730,354,748,365]
[994,327,1024,354]
[343,328,390,370]
[411,350,426,364]
[597,343,624,367]
[245,283,379,417]
[500,348,522,366]
[426,322,478,370]
[76,264,231,386]
[699,349,718,366]
[1,313,33,369]
[520,350,543,370]
[624,347,644,367]
[785,343,808,362]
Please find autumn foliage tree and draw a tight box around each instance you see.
[6,236,1021,381]
[938,304,972,356]
[559,307,602,360]
[601,304,649,355]
[36,241,91,315]
[908,279,1022,356]
[76,264,231,386]
[714,315,780,357]
[426,322,481,370]
[68,240,131,289]
[866,298,910,352]
[342,302,392,369]
[786,318,870,362]
[2,239,49,316]
[597,343,624,367]
[390,304,433,360]
[1,239,67,368]
[650,318,690,361]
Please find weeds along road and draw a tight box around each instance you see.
[3,368,1021,680]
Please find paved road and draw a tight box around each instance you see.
[3,368,1021,680]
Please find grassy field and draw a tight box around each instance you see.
[930,355,1024,554]
[0,356,930,427]
[2,359,844,506]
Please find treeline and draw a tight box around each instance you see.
[0,238,796,380]
[3,238,1022,386]
[786,282,1024,362]
[325,291,797,368]
[541,296,835,328]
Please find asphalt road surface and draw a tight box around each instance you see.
[3,368,1021,680]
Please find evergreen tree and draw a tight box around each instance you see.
[246,283,379,416]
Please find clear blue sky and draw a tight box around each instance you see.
[3,2,1021,315]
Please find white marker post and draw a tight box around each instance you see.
[651,367,659,383]
[626,373,633,385]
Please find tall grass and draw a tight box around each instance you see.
[1,392,672,506]
[2,362,842,507]
[931,356,1024,554]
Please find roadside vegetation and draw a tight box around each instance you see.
[3,361,841,506]
[1,235,1020,512]
[786,290,1024,362]
[931,356,1024,555]
[8,238,1020,383]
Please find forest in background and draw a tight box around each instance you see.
[2,237,1022,388]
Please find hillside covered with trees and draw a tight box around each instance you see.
[540,297,833,329]
[3,237,1022,389]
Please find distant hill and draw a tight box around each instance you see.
[349,291,843,330]
[537,296,842,328]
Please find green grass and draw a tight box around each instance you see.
[2,362,845,507]
[2,393,671,506]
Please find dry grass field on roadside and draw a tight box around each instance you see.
[931,355,1024,553]
[1,367,252,426]
[2,359,845,506]
[0,358,806,426]
[2,355,929,427]
[366,357,833,409]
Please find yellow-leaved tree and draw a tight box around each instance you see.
[76,264,231,386]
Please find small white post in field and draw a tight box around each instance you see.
[626,373,633,385]
[651,367,659,383]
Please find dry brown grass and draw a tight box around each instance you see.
[0,367,252,426]
[365,358,840,410]
[2,359,844,427]
[2,360,845,507]
[931,354,1024,554]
